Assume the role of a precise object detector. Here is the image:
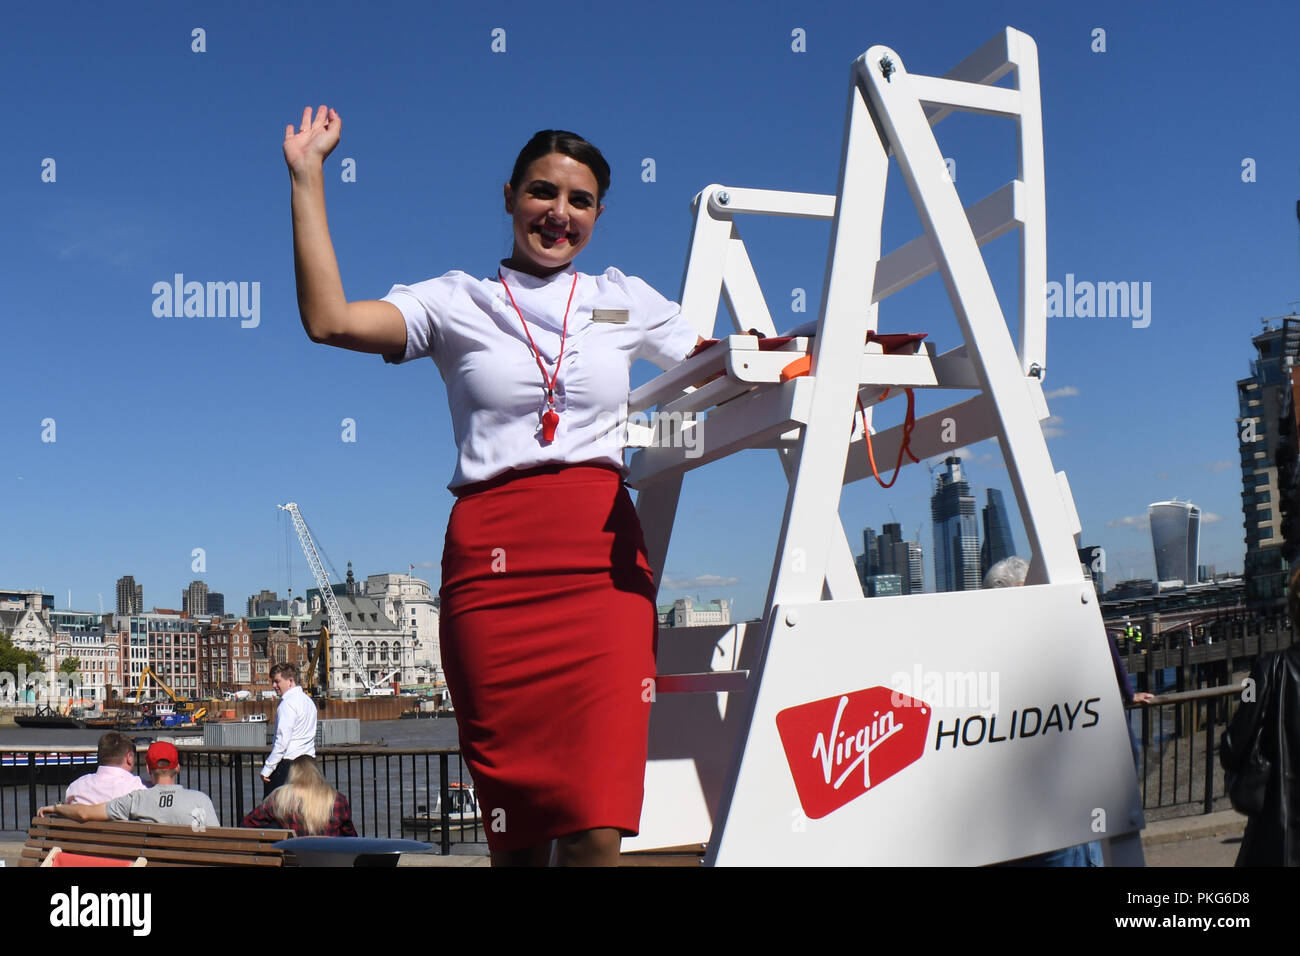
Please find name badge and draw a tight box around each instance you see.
[591,309,629,324]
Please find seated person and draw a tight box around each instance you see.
[65,731,146,805]
[40,742,218,830]
[242,754,357,836]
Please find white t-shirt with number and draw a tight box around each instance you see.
[382,262,698,490]
[105,784,218,829]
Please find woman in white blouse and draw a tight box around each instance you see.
[285,107,702,867]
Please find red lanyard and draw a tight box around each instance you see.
[498,269,578,443]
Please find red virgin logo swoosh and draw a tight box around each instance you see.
[776,686,931,819]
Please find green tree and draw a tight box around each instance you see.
[0,632,41,675]
[59,656,80,675]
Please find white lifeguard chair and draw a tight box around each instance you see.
[625,27,1145,865]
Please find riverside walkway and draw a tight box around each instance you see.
[0,811,1248,867]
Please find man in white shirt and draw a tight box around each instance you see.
[65,731,146,805]
[261,662,317,795]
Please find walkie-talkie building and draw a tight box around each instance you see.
[1148,500,1201,587]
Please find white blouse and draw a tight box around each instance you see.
[382,262,699,490]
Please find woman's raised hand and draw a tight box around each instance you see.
[284,105,341,176]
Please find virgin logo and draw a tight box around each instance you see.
[776,686,931,819]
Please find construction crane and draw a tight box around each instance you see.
[305,623,329,696]
[135,665,192,709]
[133,665,205,725]
[278,502,394,697]
[306,624,400,696]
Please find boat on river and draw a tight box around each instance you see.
[401,782,482,838]
[13,705,86,729]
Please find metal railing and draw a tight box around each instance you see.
[0,745,487,854]
[0,678,1267,846]
[1129,683,1249,821]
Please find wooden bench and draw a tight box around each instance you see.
[20,817,293,867]
[619,843,707,867]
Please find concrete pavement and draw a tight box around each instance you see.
[1136,809,1246,867]
[0,811,1248,866]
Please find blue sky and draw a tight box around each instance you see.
[2,0,1297,621]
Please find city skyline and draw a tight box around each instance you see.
[2,3,1295,621]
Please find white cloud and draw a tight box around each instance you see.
[1202,512,1222,524]
[1107,514,1149,530]
[928,444,1000,468]
[1045,386,1079,399]
[37,198,162,270]
[662,574,741,589]
[1041,415,1066,438]
[1204,461,1234,474]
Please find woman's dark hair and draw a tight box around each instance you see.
[509,130,611,204]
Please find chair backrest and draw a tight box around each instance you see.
[625,27,1146,868]
[22,817,292,867]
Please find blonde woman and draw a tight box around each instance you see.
[242,755,357,836]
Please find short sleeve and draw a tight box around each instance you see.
[104,793,133,821]
[199,795,218,826]
[379,273,463,365]
[617,272,699,370]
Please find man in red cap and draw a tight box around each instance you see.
[39,741,219,830]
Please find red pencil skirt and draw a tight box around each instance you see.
[438,463,659,853]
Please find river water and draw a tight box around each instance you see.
[0,717,460,750]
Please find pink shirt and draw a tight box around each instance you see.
[65,765,146,805]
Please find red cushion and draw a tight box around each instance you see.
[686,330,926,360]
[47,851,136,867]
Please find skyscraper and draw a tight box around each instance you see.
[1237,314,1299,603]
[980,488,1016,577]
[247,589,279,617]
[116,575,143,616]
[856,524,924,595]
[878,523,904,575]
[932,457,981,592]
[861,528,878,579]
[905,542,924,594]
[183,580,208,616]
[1148,501,1201,587]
